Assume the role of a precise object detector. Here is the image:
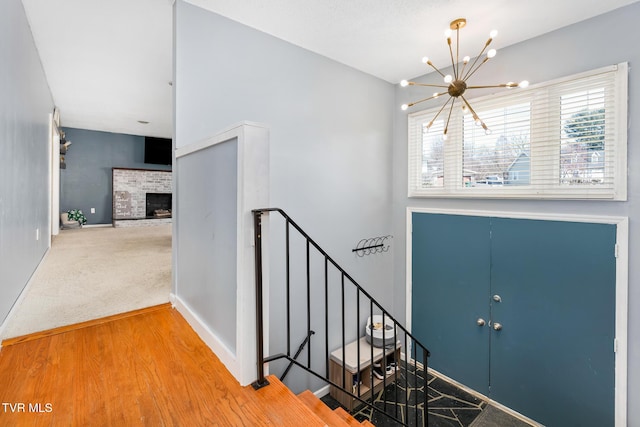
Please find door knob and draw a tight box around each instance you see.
[476,318,486,327]
[493,322,503,331]
[492,295,502,302]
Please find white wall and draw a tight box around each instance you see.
[392,3,640,424]
[174,1,395,392]
[0,0,54,326]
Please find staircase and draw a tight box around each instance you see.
[251,373,374,426]
[297,390,375,427]
[252,208,431,426]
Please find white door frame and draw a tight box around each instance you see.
[50,109,60,239]
[405,207,628,427]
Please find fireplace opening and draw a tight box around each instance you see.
[146,193,172,218]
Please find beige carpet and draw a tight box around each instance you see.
[1,224,172,339]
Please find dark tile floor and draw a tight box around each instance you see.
[321,364,532,427]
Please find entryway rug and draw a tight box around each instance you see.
[322,366,533,427]
[469,404,534,427]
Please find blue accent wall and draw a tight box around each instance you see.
[60,127,171,224]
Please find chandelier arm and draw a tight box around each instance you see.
[447,37,456,80]
[461,51,486,81]
[407,82,449,88]
[425,60,447,78]
[458,61,470,80]
[407,92,449,108]
[443,98,456,135]
[461,96,489,131]
[461,38,492,81]
[460,96,480,122]
[466,84,512,90]
[463,57,491,82]
[427,97,453,128]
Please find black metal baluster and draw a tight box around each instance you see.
[286,219,291,357]
[411,344,418,426]
[324,257,329,378]
[423,347,429,427]
[381,311,387,412]
[341,273,346,390]
[306,239,311,368]
[369,299,374,408]
[404,330,409,424]
[356,288,361,398]
[394,320,398,420]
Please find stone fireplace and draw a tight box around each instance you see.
[112,168,172,227]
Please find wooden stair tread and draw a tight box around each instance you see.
[298,390,353,426]
[251,377,327,426]
[334,406,367,426]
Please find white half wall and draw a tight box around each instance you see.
[173,122,269,386]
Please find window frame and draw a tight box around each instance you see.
[407,63,628,200]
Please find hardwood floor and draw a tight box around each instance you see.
[0,305,326,426]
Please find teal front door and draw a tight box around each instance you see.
[411,213,617,427]
[411,213,491,394]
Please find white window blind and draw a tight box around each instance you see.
[408,63,628,200]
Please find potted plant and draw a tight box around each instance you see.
[67,209,87,225]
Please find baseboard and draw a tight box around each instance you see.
[0,247,51,346]
[83,223,113,228]
[313,384,330,398]
[170,293,244,385]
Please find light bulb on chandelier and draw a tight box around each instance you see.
[400,18,529,139]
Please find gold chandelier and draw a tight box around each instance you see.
[401,18,528,139]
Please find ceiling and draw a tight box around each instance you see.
[21,0,640,138]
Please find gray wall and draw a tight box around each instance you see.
[392,3,640,423]
[0,0,54,324]
[175,139,238,353]
[60,127,171,224]
[174,1,395,392]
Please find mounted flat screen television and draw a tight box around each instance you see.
[144,137,172,165]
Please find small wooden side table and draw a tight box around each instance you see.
[329,337,401,411]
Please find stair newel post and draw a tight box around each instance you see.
[252,210,270,390]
